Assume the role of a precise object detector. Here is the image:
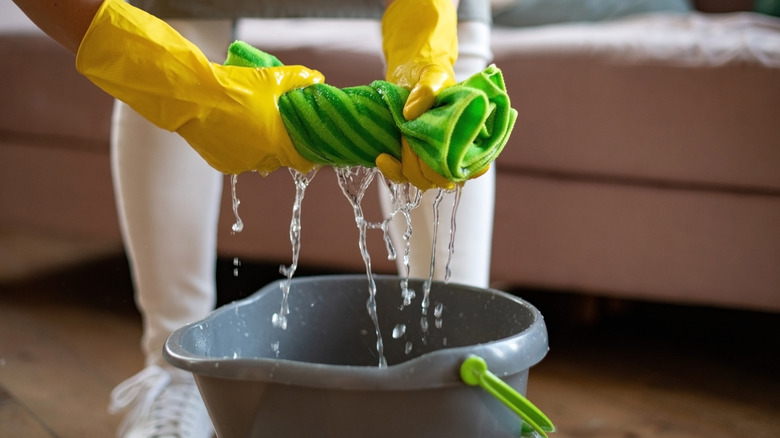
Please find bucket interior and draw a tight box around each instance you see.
[173,275,541,368]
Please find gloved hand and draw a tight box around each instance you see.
[376,0,459,190]
[376,138,456,190]
[75,0,324,175]
[382,0,458,120]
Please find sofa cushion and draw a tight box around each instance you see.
[491,12,780,192]
[0,2,113,151]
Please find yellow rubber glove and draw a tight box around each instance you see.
[376,139,456,190]
[75,0,323,175]
[376,0,458,190]
[382,0,458,120]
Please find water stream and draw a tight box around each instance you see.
[380,180,423,308]
[230,174,243,234]
[444,185,463,284]
[274,168,318,332]
[335,166,388,368]
[236,165,463,367]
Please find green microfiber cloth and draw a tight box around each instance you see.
[225,41,517,182]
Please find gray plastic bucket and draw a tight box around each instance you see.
[164,275,549,438]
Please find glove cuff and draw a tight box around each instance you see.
[76,0,213,132]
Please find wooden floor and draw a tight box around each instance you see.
[1,255,778,438]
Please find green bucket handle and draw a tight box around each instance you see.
[460,355,555,437]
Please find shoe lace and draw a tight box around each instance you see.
[109,366,207,438]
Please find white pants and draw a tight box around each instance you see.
[112,20,494,367]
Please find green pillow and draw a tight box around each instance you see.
[492,0,692,27]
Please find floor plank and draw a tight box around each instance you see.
[0,383,55,438]
[522,293,780,438]
[0,257,143,438]
[0,300,137,437]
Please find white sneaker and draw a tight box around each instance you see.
[109,365,214,438]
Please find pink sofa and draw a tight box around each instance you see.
[2,1,779,312]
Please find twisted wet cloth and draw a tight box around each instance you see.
[225,41,517,182]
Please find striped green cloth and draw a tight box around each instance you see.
[225,41,516,182]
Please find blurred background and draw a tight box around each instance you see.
[2,0,779,436]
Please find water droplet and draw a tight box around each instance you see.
[272,313,288,330]
[401,283,416,307]
[392,323,407,339]
[420,316,429,332]
[434,302,444,318]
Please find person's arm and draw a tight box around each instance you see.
[11,0,103,53]
[11,0,324,175]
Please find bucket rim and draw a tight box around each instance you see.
[164,275,549,390]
